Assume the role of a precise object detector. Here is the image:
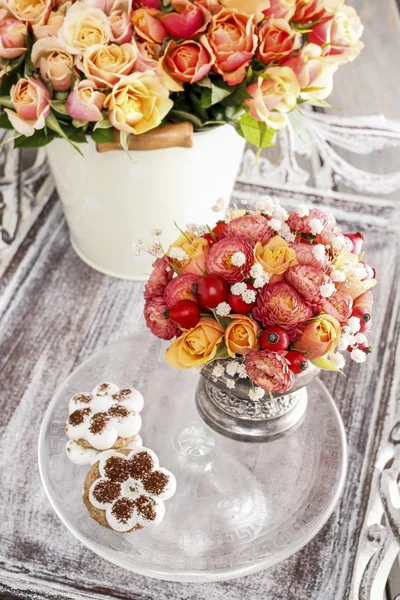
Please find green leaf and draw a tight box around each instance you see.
[169,109,203,129]
[221,81,252,107]
[310,357,345,375]
[91,127,113,143]
[93,118,112,130]
[72,119,87,128]
[201,82,233,109]
[196,75,212,89]
[211,309,233,329]
[189,91,208,121]
[0,96,14,109]
[0,111,13,129]
[45,112,83,155]
[14,129,55,149]
[50,100,70,116]
[238,113,276,150]
[214,345,230,360]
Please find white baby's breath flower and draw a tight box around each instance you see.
[249,387,265,401]
[151,228,162,237]
[150,243,164,257]
[212,364,224,378]
[312,244,326,262]
[269,218,282,231]
[350,348,367,363]
[279,223,296,243]
[237,363,248,378]
[347,316,361,333]
[331,235,351,252]
[186,223,198,234]
[330,352,346,369]
[231,251,246,267]
[169,247,189,261]
[256,197,274,215]
[309,218,324,235]
[297,205,310,217]
[216,302,231,317]
[226,379,236,389]
[345,262,367,281]
[331,269,346,283]
[212,198,225,213]
[320,282,336,298]
[226,361,239,376]
[272,203,289,222]
[338,332,354,351]
[231,282,247,296]
[242,289,256,304]
[253,278,265,289]
[354,333,367,345]
[250,263,264,279]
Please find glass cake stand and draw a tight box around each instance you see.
[38,332,347,582]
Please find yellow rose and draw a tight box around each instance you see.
[58,3,111,54]
[169,232,209,275]
[6,0,51,25]
[104,71,173,135]
[293,314,341,359]
[165,317,225,369]
[254,235,297,278]
[80,43,137,88]
[225,315,261,358]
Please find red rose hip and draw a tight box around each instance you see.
[212,221,228,239]
[228,284,257,314]
[285,350,309,374]
[168,300,200,329]
[260,326,290,351]
[195,274,228,310]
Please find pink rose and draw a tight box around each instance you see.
[257,18,301,65]
[5,77,51,138]
[309,5,364,65]
[160,39,214,92]
[132,7,167,43]
[206,237,253,284]
[285,263,325,307]
[134,41,160,72]
[287,207,336,235]
[253,281,313,340]
[321,290,353,325]
[207,9,257,86]
[245,350,294,393]
[79,43,137,88]
[162,0,211,39]
[221,214,273,246]
[164,273,199,308]
[283,43,338,103]
[83,0,119,12]
[144,295,181,340]
[66,80,105,122]
[132,0,160,8]
[195,0,222,12]
[291,0,331,23]
[0,15,27,59]
[109,9,134,44]
[290,242,321,267]
[31,38,73,92]
[33,4,69,39]
[144,256,174,300]
[263,0,296,20]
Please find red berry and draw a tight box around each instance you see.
[260,327,290,352]
[204,233,216,246]
[286,350,309,375]
[195,274,228,310]
[344,232,364,255]
[228,284,257,314]
[212,221,227,239]
[352,305,372,328]
[168,300,200,329]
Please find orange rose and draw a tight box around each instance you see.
[165,317,224,368]
[293,314,341,359]
[132,7,167,43]
[168,232,209,275]
[254,235,297,279]
[160,38,215,92]
[225,315,261,358]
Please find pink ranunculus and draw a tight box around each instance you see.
[109,8,134,44]
[285,263,325,307]
[162,0,211,39]
[164,273,199,308]
[132,0,161,8]
[132,7,167,43]
[144,256,174,300]
[206,237,254,284]
[160,38,214,92]
[0,15,27,59]
[257,18,301,65]
[321,290,353,325]
[287,207,336,235]
[245,350,294,393]
[31,38,73,92]
[5,77,51,137]
[207,9,257,86]
[144,295,181,340]
[309,5,363,65]
[290,242,320,267]
[221,214,273,246]
[252,281,313,340]
[263,0,296,21]
[66,80,105,122]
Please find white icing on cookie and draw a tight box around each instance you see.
[66,434,143,466]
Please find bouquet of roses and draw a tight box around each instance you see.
[143,198,376,399]
[0,0,363,151]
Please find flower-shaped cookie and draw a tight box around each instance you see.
[85,447,176,532]
[65,382,144,452]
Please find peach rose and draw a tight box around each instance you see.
[246,66,300,126]
[225,314,261,358]
[33,4,70,39]
[309,5,364,65]
[292,0,342,23]
[104,71,173,135]
[168,232,209,275]
[293,313,341,359]
[263,0,296,20]
[109,8,133,44]
[31,38,73,92]
[283,43,338,103]
[165,317,224,369]
[58,3,111,54]
[132,7,166,43]
[6,0,51,25]
[337,277,376,301]
[207,9,257,86]
[254,235,298,279]
[224,0,270,22]
[257,18,301,65]
[0,15,26,59]
[162,0,211,39]
[134,41,160,72]
[79,43,137,88]
[160,38,214,92]
[66,79,105,122]
[5,77,51,137]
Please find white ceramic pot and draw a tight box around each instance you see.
[47,125,245,280]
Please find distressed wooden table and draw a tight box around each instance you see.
[1,2,400,599]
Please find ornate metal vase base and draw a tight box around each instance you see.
[39,333,347,582]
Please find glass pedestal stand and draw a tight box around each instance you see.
[39,333,347,582]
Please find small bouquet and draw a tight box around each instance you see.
[0,0,363,151]
[143,198,376,398]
